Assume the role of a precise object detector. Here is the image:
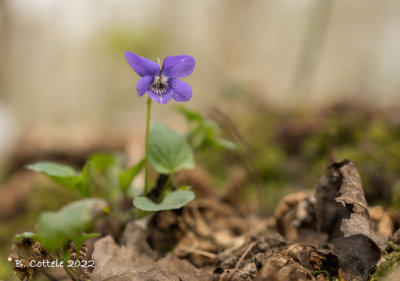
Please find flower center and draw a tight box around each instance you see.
[150,75,169,95]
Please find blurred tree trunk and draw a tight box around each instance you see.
[360,0,399,100]
[290,0,333,97]
[0,0,12,98]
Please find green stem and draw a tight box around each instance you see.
[144,97,152,195]
[157,174,173,202]
[163,174,173,193]
[144,58,160,196]
[50,252,79,281]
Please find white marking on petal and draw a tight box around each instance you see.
[150,75,169,95]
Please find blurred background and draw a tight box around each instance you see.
[1,0,400,279]
[1,0,400,128]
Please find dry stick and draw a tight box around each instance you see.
[225,241,257,281]
[184,204,218,246]
[186,248,217,260]
[180,238,216,260]
[190,204,213,238]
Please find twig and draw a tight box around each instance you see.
[225,241,257,280]
[185,248,217,260]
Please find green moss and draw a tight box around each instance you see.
[201,104,400,208]
[312,269,339,281]
[369,242,400,281]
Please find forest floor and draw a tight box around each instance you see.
[3,102,400,281]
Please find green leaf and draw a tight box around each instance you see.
[36,199,109,252]
[26,161,79,189]
[13,232,37,241]
[73,233,100,255]
[26,161,93,196]
[216,138,238,150]
[133,189,195,211]
[76,162,92,197]
[88,153,119,172]
[174,106,204,122]
[174,106,236,152]
[26,162,78,177]
[119,159,145,194]
[149,122,195,174]
[85,153,125,200]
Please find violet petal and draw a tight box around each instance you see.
[161,55,195,78]
[125,52,160,77]
[136,76,154,97]
[170,78,193,102]
[147,89,173,104]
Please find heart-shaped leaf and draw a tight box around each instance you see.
[149,122,195,174]
[36,198,109,252]
[133,190,195,211]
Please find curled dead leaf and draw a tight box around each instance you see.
[315,160,381,281]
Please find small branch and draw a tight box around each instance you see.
[225,241,257,281]
[185,249,217,260]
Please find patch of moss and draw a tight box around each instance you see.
[369,242,400,281]
[312,269,339,281]
[199,103,400,209]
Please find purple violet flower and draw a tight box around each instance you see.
[125,52,195,104]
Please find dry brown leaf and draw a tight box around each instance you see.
[91,221,212,281]
[315,160,381,281]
